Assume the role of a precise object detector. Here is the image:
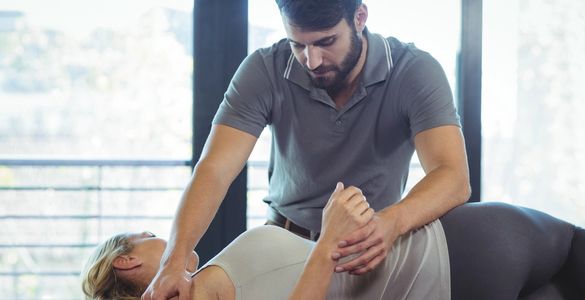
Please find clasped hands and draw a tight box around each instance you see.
[321,182,401,275]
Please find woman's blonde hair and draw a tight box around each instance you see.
[81,233,143,300]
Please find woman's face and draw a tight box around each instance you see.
[127,232,199,274]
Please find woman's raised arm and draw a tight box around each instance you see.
[288,182,374,300]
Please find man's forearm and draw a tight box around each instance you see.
[161,160,237,267]
[332,126,469,275]
[384,164,470,235]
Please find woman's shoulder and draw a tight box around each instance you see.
[229,225,314,252]
[192,265,235,300]
[223,225,314,262]
[199,225,314,289]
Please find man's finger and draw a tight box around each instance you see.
[350,254,387,275]
[142,282,165,300]
[336,232,379,258]
[337,226,368,248]
[339,221,376,247]
[151,291,164,300]
[178,275,193,300]
[336,244,385,272]
[141,289,152,300]
[178,290,188,300]
[179,279,192,300]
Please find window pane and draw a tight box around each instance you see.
[0,164,191,299]
[0,1,193,298]
[0,0,193,158]
[482,0,585,226]
[247,0,460,228]
[247,0,283,229]
[366,0,460,94]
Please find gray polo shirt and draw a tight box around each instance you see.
[213,30,460,231]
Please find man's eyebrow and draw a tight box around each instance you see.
[287,38,301,45]
[287,34,337,46]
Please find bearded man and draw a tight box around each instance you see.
[143,1,471,299]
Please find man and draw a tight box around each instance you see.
[143,0,470,299]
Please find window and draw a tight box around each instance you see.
[246,0,283,228]
[482,0,585,226]
[246,0,461,228]
[0,2,192,158]
[0,1,193,298]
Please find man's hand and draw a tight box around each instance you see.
[332,208,401,275]
[142,263,192,300]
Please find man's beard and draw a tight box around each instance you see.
[308,28,362,94]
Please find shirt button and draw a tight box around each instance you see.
[336,120,342,126]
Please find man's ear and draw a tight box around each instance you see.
[354,4,368,33]
[112,255,143,270]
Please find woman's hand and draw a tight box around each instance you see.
[320,182,375,249]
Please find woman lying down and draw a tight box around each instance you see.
[82,184,584,300]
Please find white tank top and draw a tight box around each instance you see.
[197,221,450,300]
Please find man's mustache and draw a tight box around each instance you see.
[308,65,338,75]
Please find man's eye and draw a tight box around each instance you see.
[319,38,335,47]
[291,43,304,49]
[144,231,156,237]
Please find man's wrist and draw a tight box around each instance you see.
[380,203,411,236]
[160,248,189,269]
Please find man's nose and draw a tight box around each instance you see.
[304,46,323,70]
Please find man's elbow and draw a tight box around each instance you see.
[456,177,472,204]
[461,183,472,203]
[443,164,471,204]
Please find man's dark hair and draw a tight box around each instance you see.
[275,0,363,31]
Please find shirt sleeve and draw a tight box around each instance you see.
[398,52,461,137]
[212,50,273,138]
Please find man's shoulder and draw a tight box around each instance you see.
[255,38,290,57]
[252,38,292,66]
[243,38,292,81]
[368,33,439,76]
[383,36,429,65]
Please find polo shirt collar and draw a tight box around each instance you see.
[283,28,393,91]
[283,51,311,91]
[362,29,394,86]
